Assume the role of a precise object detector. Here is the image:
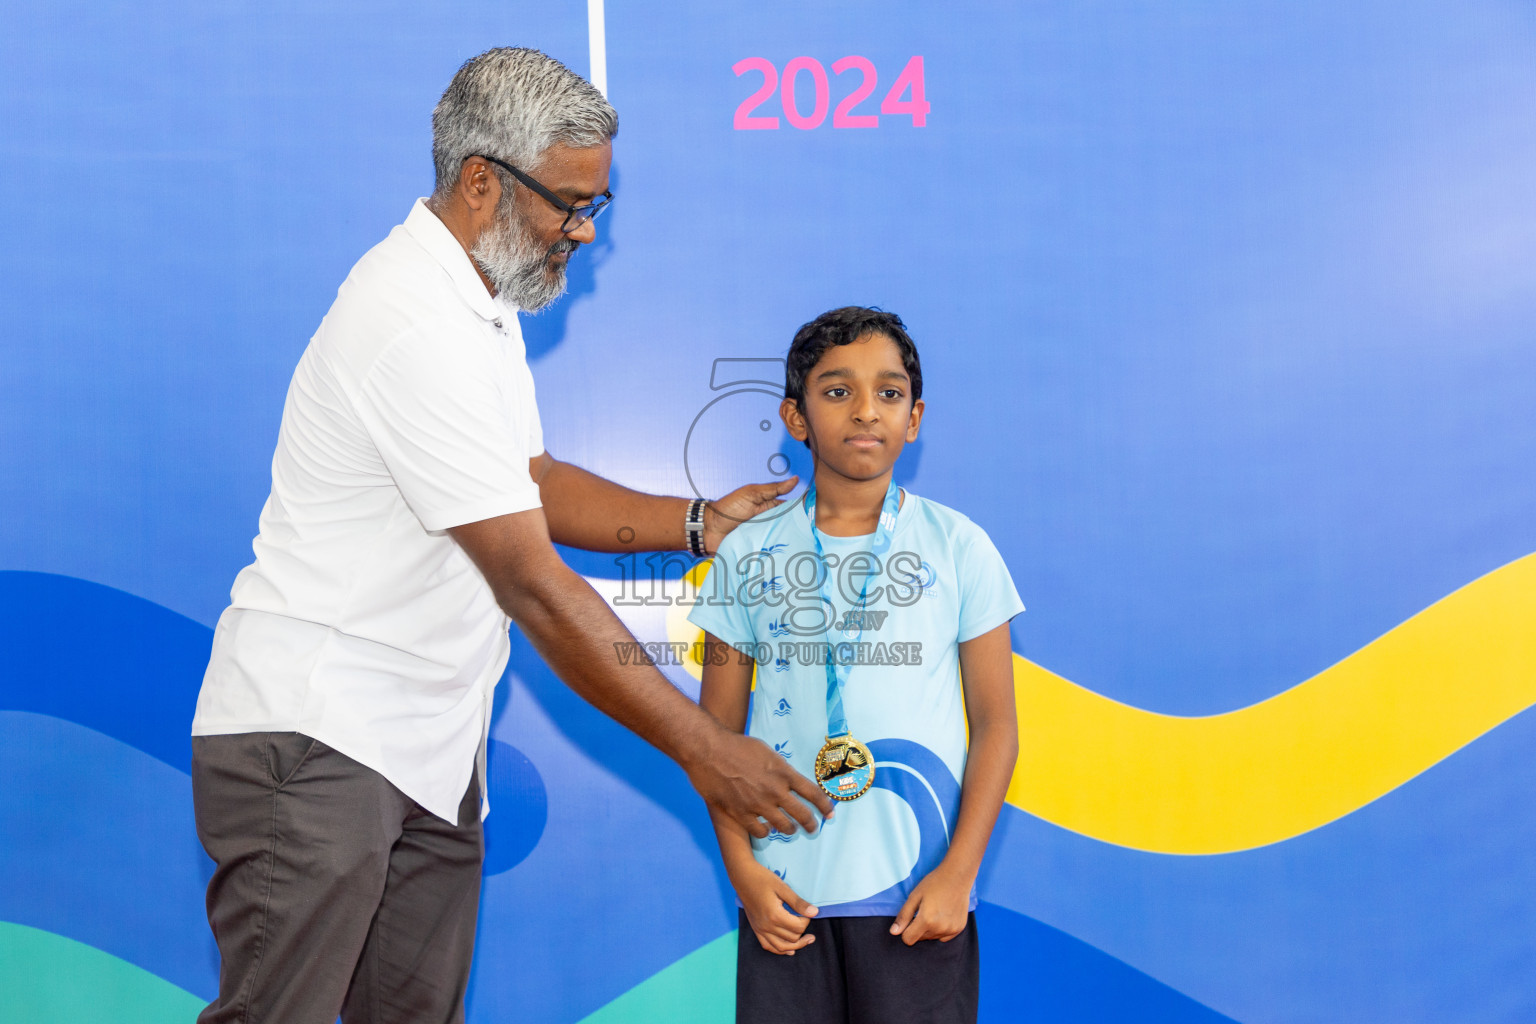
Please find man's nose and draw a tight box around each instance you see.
[567,217,598,245]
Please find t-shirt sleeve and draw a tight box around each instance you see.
[355,325,543,532]
[955,521,1026,643]
[687,529,759,654]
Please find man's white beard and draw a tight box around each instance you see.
[471,203,576,312]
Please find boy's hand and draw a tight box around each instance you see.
[889,864,971,946]
[734,863,820,956]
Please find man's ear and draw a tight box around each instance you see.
[905,398,925,442]
[457,156,501,213]
[780,397,809,443]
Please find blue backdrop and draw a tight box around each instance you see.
[3,2,1535,1021]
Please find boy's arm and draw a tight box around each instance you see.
[699,634,821,955]
[890,621,1019,945]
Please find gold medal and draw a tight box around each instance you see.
[814,735,875,801]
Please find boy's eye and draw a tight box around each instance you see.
[879,388,904,400]
[825,387,849,398]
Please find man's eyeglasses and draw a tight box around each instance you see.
[477,155,614,234]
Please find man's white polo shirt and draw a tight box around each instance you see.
[193,199,543,822]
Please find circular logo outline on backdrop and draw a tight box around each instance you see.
[683,358,808,526]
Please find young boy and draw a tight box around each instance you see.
[688,307,1023,1024]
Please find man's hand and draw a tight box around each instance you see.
[686,726,832,838]
[888,863,972,945]
[452,508,833,837]
[703,477,799,555]
[732,861,819,955]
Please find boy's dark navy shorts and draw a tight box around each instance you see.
[736,910,979,1024]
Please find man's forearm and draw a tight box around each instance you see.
[451,506,833,835]
[538,459,688,552]
[503,553,712,766]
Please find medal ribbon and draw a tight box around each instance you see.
[803,478,902,739]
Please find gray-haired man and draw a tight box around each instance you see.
[190,48,831,1023]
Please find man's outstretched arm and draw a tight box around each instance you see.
[529,452,795,554]
[450,506,832,836]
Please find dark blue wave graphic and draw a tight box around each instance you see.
[0,571,210,772]
[0,571,546,877]
[977,902,1239,1023]
[482,738,547,876]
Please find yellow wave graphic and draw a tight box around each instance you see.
[1012,553,1536,853]
[666,553,1536,854]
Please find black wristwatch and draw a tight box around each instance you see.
[684,498,707,558]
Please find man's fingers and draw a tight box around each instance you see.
[724,476,799,513]
[745,477,798,503]
[741,815,770,840]
[769,475,799,496]
[758,808,800,837]
[779,793,823,835]
[786,770,835,821]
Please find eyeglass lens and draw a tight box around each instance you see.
[561,198,611,233]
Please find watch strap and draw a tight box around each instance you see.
[684,498,707,558]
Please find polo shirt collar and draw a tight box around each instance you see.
[403,198,511,322]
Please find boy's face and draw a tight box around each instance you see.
[780,333,925,485]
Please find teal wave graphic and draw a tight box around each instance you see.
[0,922,204,1023]
[575,904,1238,1023]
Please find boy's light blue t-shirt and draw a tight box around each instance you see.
[688,490,1024,917]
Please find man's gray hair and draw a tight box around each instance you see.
[431,47,617,198]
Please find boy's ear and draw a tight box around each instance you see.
[780,397,809,442]
[905,398,925,442]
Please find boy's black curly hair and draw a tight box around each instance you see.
[784,306,923,410]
